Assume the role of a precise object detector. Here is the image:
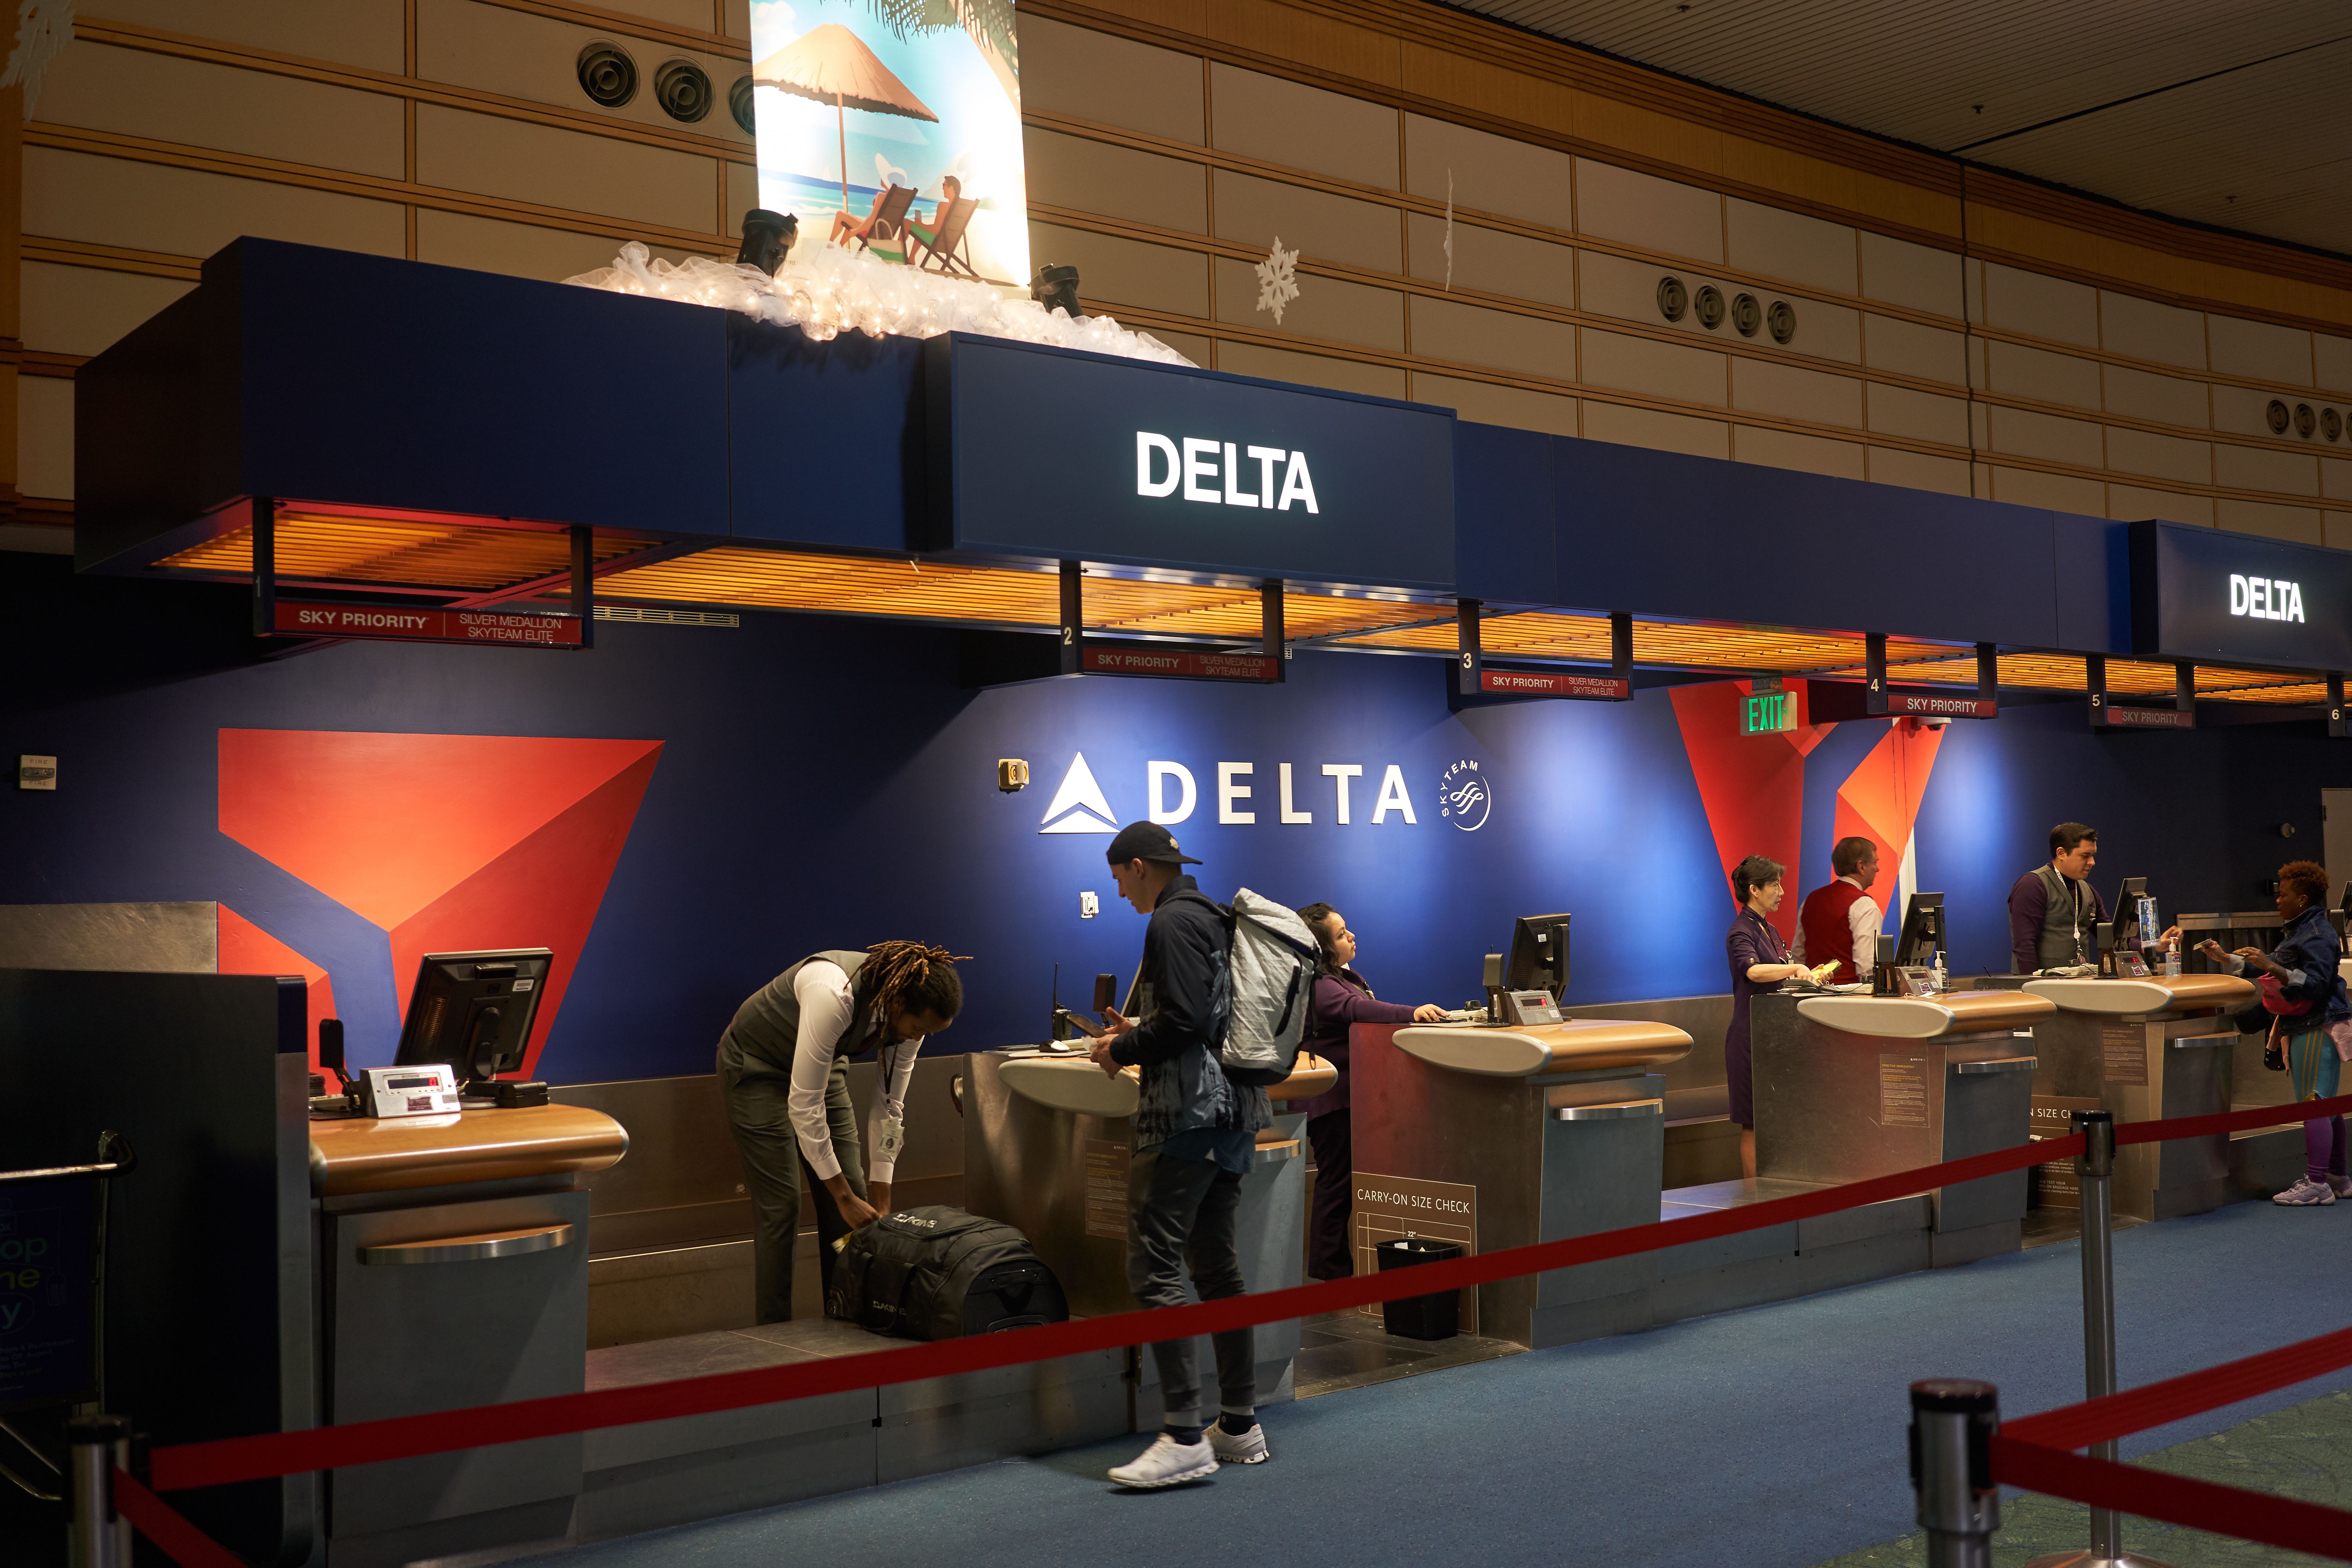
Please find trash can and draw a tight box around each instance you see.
[1376,1236,1462,1340]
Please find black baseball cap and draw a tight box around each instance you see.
[1106,821,1200,866]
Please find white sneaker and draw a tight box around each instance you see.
[2274,1176,2337,1206]
[1108,1432,1217,1488]
[1208,1422,1269,1465]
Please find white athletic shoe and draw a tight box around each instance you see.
[1108,1433,1218,1489]
[1208,1423,1269,1465]
[2273,1176,2337,1206]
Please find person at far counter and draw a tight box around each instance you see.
[1795,837,1883,984]
[1726,855,1833,1180]
[717,942,965,1325]
[2009,823,2107,973]
[1291,902,1448,1283]
[2194,860,2352,1207]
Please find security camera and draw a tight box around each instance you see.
[1922,716,1950,730]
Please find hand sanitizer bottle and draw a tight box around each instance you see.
[1931,951,1948,995]
[2163,933,2181,979]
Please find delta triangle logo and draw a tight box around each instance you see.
[1039,752,1118,835]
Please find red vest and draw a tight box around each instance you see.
[1800,880,1872,982]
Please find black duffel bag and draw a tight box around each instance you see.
[826,1205,1069,1340]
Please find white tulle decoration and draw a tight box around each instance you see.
[564,242,1196,367]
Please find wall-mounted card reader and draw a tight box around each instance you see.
[357,1063,463,1119]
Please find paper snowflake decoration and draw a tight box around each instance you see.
[1254,236,1299,326]
[0,0,72,118]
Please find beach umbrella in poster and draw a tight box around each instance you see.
[752,24,939,212]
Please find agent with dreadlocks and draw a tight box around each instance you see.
[718,941,965,1323]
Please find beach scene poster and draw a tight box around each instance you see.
[749,0,1027,285]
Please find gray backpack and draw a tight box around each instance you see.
[1215,887,1321,1087]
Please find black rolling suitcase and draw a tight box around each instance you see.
[826,1205,1070,1339]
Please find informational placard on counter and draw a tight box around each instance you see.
[1083,1138,1128,1241]
[1878,1054,1929,1128]
[2099,1023,2150,1087]
[1351,1171,1477,1336]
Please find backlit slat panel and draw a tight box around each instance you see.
[159,516,641,592]
[1343,613,1955,671]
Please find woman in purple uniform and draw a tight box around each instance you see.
[1725,855,1818,1180]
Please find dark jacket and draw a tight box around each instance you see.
[1296,968,1420,1118]
[1109,876,1269,1148]
[2267,905,2352,1025]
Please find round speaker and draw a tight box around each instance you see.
[1656,275,1688,322]
[1695,285,1724,330]
[2295,402,2316,438]
[2323,407,2343,442]
[1731,292,1761,337]
[655,59,713,123]
[577,43,637,108]
[2267,398,2290,434]
[729,74,757,136]
[1767,299,1797,344]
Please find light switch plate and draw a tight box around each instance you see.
[18,756,55,791]
[1079,891,1099,918]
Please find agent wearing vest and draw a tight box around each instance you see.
[1795,837,1884,984]
[717,942,964,1324]
[2007,824,2107,973]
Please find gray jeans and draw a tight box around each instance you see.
[1126,1148,1254,1426]
[720,1044,867,1324]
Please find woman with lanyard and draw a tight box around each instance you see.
[717,941,966,1323]
[2194,860,2352,1206]
[1291,902,1448,1281]
[1725,855,1832,1180]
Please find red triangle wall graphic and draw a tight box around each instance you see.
[1831,721,1946,918]
[386,750,663,1079]
[219,729,663,929]
[218,904,339,1071]
[1669,681,1835,945]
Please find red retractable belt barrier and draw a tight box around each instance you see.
[102,1092,2352,1568]
[1992,1323,2352,1562]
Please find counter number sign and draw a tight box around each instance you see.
[1740,689,1798,736]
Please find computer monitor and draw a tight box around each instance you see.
[2105,877,2150,956]
[394,949,553,1095]
[1505,913,1571,997]
[1891,893,1945,967]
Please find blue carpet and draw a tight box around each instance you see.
[550,1201,2352,1568]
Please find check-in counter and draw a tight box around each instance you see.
[961,1050,1329,1414]
[2021,973,2257,1219]
[1353,1017,1692,1350]
[1754,990,2048,1265]
[309,1104,628,1563]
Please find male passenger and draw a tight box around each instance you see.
[2008,823,2106,973]
[1091,821,1272,1487]
[1795,836,1883,983]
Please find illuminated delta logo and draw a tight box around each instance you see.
[1037,752,1431,834]
[1438,759,1492,831]
[2229,573,2305,622]
[1135,433,1319,513]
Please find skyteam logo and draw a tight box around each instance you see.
[1038,753,1119,835]
[1439,759,1492,831]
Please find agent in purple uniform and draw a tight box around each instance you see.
[1725,855,1819,1180]
[1292,902,1448,1281]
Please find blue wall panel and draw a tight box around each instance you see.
[726,315,926,550]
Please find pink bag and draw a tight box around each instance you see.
[2258,973,2312,1016]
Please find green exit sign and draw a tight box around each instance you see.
[1741,690,1798,735]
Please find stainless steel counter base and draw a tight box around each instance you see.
[1354,1023,1675,1350]
[2028,1011,2237,1221]
[960,1051,1305,1408]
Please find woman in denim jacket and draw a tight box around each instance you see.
[2196,860,2352,1205]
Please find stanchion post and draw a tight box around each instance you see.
[65,1414,130,1568]
[2027,1110,2170,1568]
[1909,1379,1999,1568]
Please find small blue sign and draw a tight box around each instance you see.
[928,335,1456,590]
[0,1181,96,1412]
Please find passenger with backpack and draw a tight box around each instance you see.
[1090,820,1311,1488]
